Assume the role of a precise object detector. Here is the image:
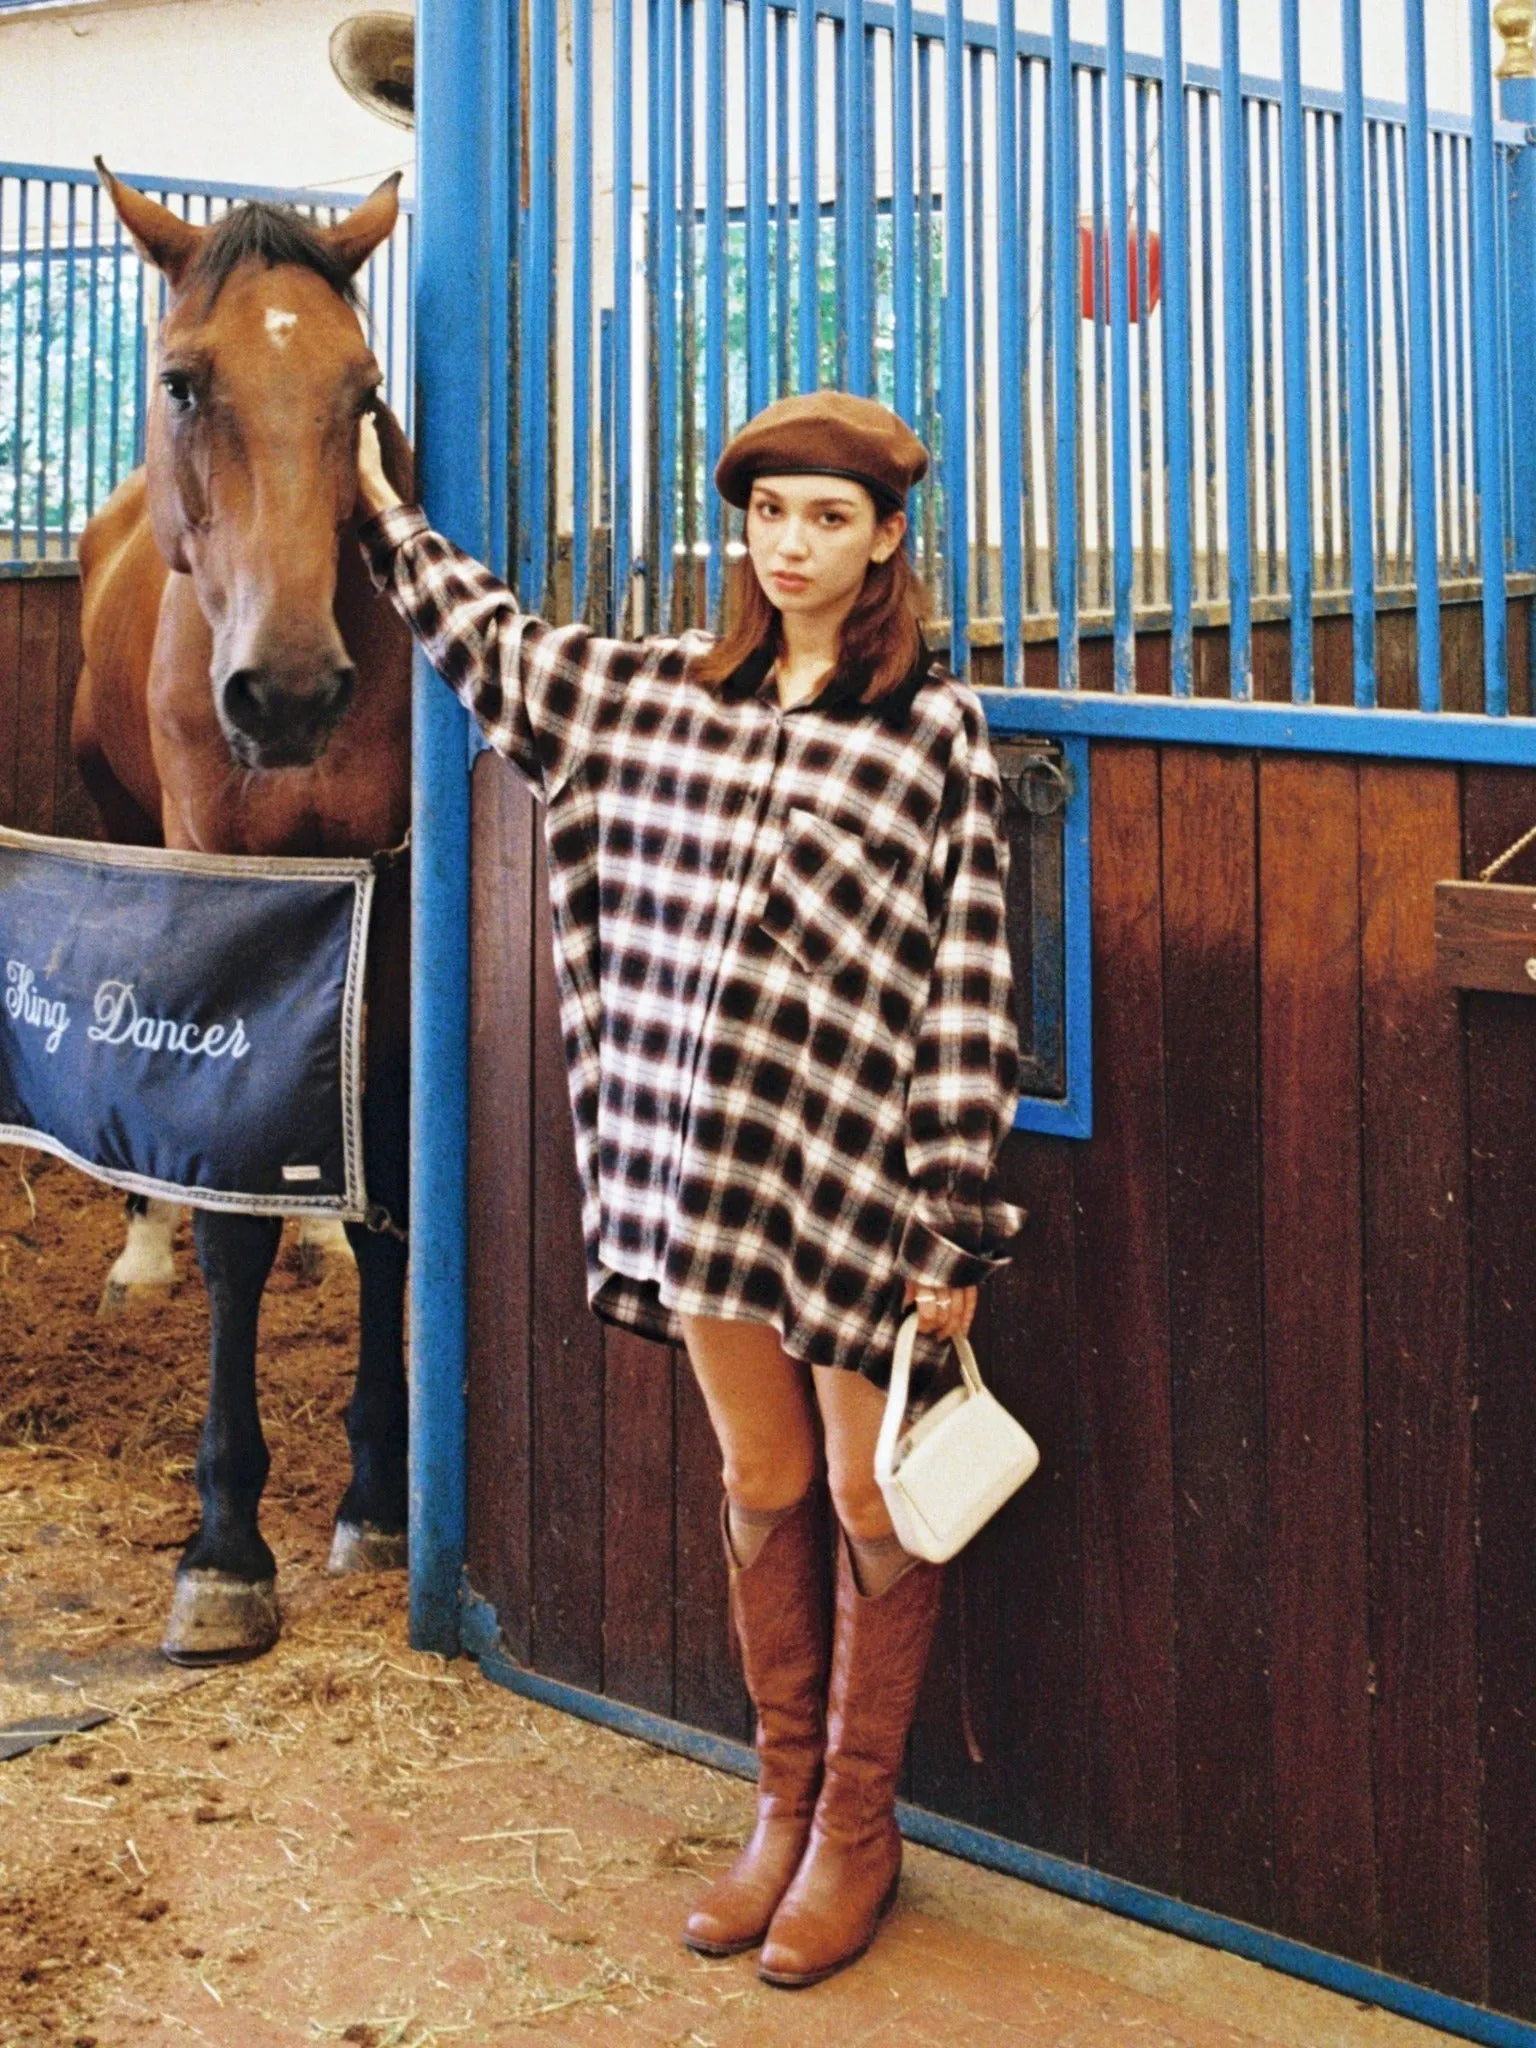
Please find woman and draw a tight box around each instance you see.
[355,389,1022,1987]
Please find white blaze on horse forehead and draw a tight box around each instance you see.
[264,306,300,348]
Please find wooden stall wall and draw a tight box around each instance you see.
[465,657,1536,2023]
[0,570,95,839]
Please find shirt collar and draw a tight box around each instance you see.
[718,636,936,729]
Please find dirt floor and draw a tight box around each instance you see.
[0,1148,1468,2048]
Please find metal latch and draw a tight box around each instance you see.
[994,739,1073,818]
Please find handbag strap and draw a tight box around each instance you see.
[875,1314,988,1483]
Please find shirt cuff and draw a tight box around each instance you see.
[357,501,431,590]
[898,1190,1025,1290]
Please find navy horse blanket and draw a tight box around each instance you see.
[0,826,376,1218]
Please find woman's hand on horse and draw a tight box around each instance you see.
[357,412,403,520]
[902,1278,977,1343]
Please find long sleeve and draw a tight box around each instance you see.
[897,705,1025,1288]
[359,503,677,801]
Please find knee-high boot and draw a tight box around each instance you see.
[757,1530,943,1988]
[683,1491,829,1956]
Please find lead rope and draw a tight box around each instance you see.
[958,1556,985,1766]
[1479,822,1536,884]
[361,834,411,1245]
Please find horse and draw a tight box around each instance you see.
[72,165,416,1663]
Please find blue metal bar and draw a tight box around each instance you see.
[1469,0,1509,715]
[797,0,820,393]
[1090,68,1109,616]
[1160,0,1193,694]
[747,0,772,415]
[705,0,727,621]
[1316,116,1335,590]
[519,0,556,615]
[1022,57,1038,618]
[1434,132,1452,577]
[85,183,99,526]
[614,0,635,632]
[1260,101,1278,593]
[943,0,969,673]
[917,35,936,579]
[996,0,1023,689]
[865,27,879,400]
[36,180,52,552]
[892,0,916,420]
[1451,136,1471,576]
[1136,81,1154,606]
[1502,77,1536,575]
[971,43,990,619]
[679,0,698,619]
[1198,91,1218,603]
[655,0,678,628]
[833,19,847,385]
[1219,0,1250,697]
[775,5,792,397]
[844,0,869,391]
[1279,0,1313,701]
[1387,124,1410,583]
[109,189,124,495]
[406,0,509,1659]
[1340,0,1376,705]
[1403,0,1440,708]
[572,0,593,625]
[62,182,76,554]
[1105,10,1133,689]
[1049,0,1076,685]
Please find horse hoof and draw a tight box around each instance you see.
[327,1521,407,1575]
[161,1571,280,1665]
[97,1276,171,1317]
[295,1216,355,1281]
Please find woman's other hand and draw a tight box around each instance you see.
[357,410,403,520]
[903,1278,977,1344]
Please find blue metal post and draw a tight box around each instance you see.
[893,0,916,422]
[408,0,510,1657]
[1218,0,1250,698]
[655,0,678,627]
[573,0,593,623]
[1341,0,1376,704]
[1161,0,1194,695]
[1502,53,1536,574]
[1279,0,1314,701]
[997,0,1023,690]
[1403,0,1440,709]
[519,0,555,614]
[1471,0,1510,712]
[844,0,869,393]
[748,0,771,416]
[797,0,820,394]
[614,0,635,633]
[944,0,970,675]
[705,0,727,619]
[1050,0,1077,687]
[1107,6,1134,692]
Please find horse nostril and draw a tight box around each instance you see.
[221,663,355,746]
[328,664,356,720]
[222,668,269,740]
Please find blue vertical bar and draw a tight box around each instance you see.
[970,44,990,618]
[1279,0,1313,701]
[37,182,52,552]
[1090,72,1109,615]
[1470,0,1509,713]
[1218,0,1250,697]
[1403,0,1440,709]
[409,0,510,1656]
[520,0,556,614]
[1107,3,1134,692]
[655,0,678,628]
[943,0,969,674]
[680,0,698,612]
[615,0,635,632]
[1434,133,1452,577]
[775,7,792,397]
[705,0,727,620]
[62,182,77,555]
[893,0,916,421]
[844,0,869,392]
[86,183,100,525]
[1049,0,1076,686]
[1161,0,1194,694]
[997,0,1023,689]
[1503,66,1536,574]
[748,0,771,416]
[1451,137,1471,576]
[797,0,820,393]
[573,0,594,624]
[1340,0,1376,705]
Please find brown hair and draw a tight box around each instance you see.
[691,531,930,705]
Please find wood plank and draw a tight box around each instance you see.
[1160,746,1273,1927]
[1259,754,1377,1962]
[0,581,20,828]
[672,1347,749,1738]
[1465,766,1536,2020]
[465,756,537,1661]
[1073,741,1177,1893]
[1434,879,1536,994]
[528,820,606,1690]
[1360,761,1484,1999]
[50,577,93,842]
[602,1329,676,1715]
[16,580,60,835]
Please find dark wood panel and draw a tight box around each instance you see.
[1464,767,1536,2020]
[671,1351,748,1738]
[1160,747,1273,1926]
[50,581,93,842]
[465,756,538,1661]
[0,582,20,826]
[1258,755,1377,1962]
[528,826,606,1689]
[1073,742,1177,1893]
[1359,761,1484,1999]
[602,1330,676,1715]
[16,580,61,834]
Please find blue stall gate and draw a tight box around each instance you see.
[409,3,1536,2043]
[0,164,414,568]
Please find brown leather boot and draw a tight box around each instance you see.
[682,1492,829,1957]
[757,1533,942,1988]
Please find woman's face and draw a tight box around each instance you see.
[745,474,906,627]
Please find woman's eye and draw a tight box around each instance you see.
[160,373,195,413]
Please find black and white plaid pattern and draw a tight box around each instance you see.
[363,504,1023,1378]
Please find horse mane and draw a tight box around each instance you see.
[187,202,363,310]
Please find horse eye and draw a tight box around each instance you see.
[160,372,195,413]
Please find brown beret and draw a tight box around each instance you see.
[715,390,929,512]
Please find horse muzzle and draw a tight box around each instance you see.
[218,661,356,769]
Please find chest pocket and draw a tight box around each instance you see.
[761,807,910,979]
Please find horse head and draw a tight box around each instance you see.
[96,163,406,771]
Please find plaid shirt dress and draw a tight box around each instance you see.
[362,504,1023,1379]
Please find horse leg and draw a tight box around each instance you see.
[330,1061,409,1574]
[98,1194,182,1314]
[162,1209,283,1664]
[294,1212,356,1280]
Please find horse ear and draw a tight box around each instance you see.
[320,173,403,280]
[94,159,204,288]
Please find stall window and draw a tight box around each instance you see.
[993,735,1092,1139]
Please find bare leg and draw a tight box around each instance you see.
[678,1315,819,1513]
[813,1366,896,1542]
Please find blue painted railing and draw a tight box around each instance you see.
[505,0,1528,727]
[0,163,413,567]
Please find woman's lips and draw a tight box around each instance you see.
[770,573,810,591]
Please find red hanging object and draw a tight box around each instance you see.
[1078,218,1162,323]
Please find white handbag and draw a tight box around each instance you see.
[874,1312,1040,1564]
